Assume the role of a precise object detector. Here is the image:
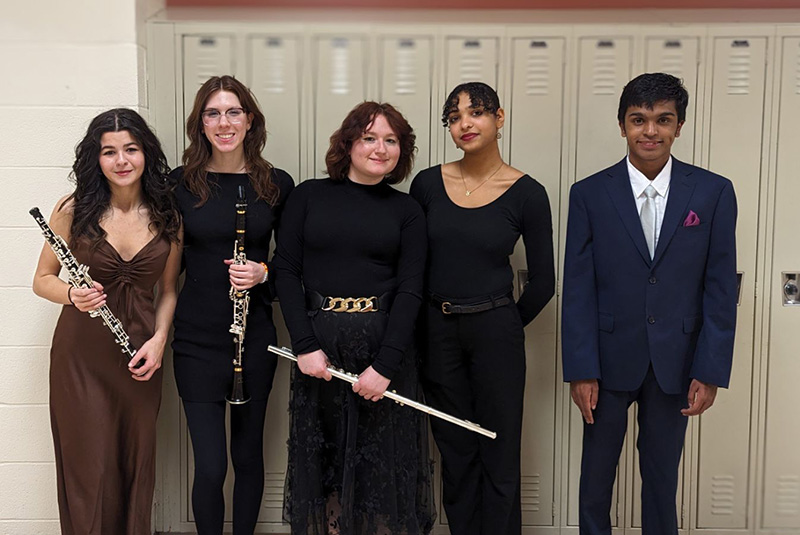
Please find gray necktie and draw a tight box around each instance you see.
[641,184,658,259]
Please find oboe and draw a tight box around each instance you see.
[29,207,143,369]
[227,186,251,405]
[268,345,497,439]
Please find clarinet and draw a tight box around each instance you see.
[29,207,143,369]
[227,186,251,404]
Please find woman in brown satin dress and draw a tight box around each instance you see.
[32,108,182,535]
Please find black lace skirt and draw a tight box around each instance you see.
[284,309,436,535]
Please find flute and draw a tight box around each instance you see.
[29,207,143,369]
[268,345,497,439]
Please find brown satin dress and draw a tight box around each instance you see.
[49,235,170,535]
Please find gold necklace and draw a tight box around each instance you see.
[460,161,504,196]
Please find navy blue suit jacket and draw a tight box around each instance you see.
[561,158,738,394]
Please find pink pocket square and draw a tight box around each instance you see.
[683,210,700,227]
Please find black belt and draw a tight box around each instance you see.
[306,290,393,313]
[429,292,514,315]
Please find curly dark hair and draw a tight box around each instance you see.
[325,102,416,185]
[617,73,689,123]
[182,75,278,207]
[441,82,501,128]
[64,108,180,248]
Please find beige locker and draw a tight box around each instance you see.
[312,36,367,178]
[644,37,700,164]
[507,35,566,527]
[182,35,235,125]
[378,36,434,190]
[567,34,632,528]
[695,34,769,529]
[443,37,499,165]
[247,35,303,182]
[761,34,800,530]
[574,37,632,182]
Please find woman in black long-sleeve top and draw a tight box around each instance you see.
[409,82,555,535]
[171,75,294,535]
[274,102,434,535]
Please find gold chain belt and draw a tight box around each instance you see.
[320,296,379,313]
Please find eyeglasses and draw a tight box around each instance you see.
[201,107,247,126]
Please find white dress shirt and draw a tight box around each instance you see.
[627,156,672,247]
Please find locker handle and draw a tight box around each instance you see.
[464,40,481,48]
[529,40,548,48]
[783,273,800,306]
[332,38,348,48]
[200,37,216,46]
[737,272,744,306]
[664,40,682,48]
[597,40,615,48]
[732,40,750,48]
[399,39,415,48]
[267,37,282,47]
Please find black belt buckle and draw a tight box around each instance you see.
[441,301,453,315]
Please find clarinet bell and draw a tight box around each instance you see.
[226,365,250,405]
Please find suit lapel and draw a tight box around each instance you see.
[653,158,697,264]
[603,159,652,266]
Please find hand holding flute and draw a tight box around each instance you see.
[269,345,497,439]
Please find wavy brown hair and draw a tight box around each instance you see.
[325,102,416,185]
[182,75,277,206]
[64,108,180,248]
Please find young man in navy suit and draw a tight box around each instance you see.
[561,73,738,534]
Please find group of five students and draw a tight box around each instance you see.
[32,71,737,535]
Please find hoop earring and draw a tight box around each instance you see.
[496,132,502,140]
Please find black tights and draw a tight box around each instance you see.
[182,399,269,535]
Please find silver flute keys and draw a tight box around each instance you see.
[29,207,142,368]
[268,345,497,439]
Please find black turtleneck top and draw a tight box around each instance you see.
[273,177,427,380]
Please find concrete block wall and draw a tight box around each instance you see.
[0,0,160,532]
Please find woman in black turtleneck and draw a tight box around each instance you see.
[274,102,434,535]
[410,82,555,535]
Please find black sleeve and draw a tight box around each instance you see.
[273,183,321,355]
[371,200,427,380]
[264,170,295,300]
[516,181,556,326]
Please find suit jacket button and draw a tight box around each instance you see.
[648,316,656,324]
[649,276,657,284]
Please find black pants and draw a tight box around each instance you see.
[420,302,526,535]
[183,399,270,535]
[579,366,688,535]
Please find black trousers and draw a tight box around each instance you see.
[183,398,270,535]
[420,302,526,535]
[579,366,688,535]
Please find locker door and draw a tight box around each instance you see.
[567,35,632,528]
[248,35,302,182]
[508,36,565,527]
[378,36,433,191]
[443,37,498,165]
[762,35,800,530]
[313,36,367,178]
[183,35,234,126]
[696,35,768,530]
[574,37,632,181]
[645,37,700,164]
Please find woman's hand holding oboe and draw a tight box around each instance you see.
[224,258,266,290]
[69,281,107,313]
[128,333,165,382]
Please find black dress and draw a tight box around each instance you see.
[171,167,294,401]
[274,177,435,535]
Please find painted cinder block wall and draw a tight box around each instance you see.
[0,0,162,533]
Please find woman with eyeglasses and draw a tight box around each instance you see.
[171,75,294,535]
